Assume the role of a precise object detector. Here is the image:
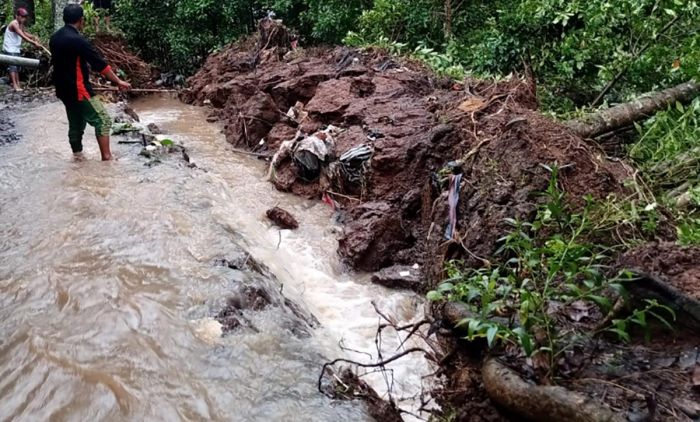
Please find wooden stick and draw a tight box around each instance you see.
[93,87,179,93]
[229,147,273,158]
[326,190,361,202]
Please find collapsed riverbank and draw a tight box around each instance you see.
[180,19,700,421]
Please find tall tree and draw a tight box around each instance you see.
[51,0,68,29]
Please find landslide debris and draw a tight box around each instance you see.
[181,19,631,276]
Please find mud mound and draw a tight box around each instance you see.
[92,34,155,87]
[183,31,631,274]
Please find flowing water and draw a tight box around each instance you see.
[0,96,433,421]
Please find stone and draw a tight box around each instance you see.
[147,123,162,134]
[371,265,422,290]
[266,207,299,230]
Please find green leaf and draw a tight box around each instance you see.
[426,291,443,301]
[437,282,455,293]
[631,310,647,328]
[513,327,534,356]
[647,310,676,331]
[607,327,631,342]
[455,317,471,329]
[486,325,499,347]
[467,318,482,336]
[160,139,174,147]
[588,295,612,312]
[609,283,627,297]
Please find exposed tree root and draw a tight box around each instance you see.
[482,358,625,422]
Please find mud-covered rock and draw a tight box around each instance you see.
[0,113,20,145]
[371,265,422,290]
[266,206,299,229]
[147,122,162,134]
[338,202,413,271]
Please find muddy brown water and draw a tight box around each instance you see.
[0,95,432,421]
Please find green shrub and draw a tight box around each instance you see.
[428,166,676,374]
[630,98,700,245]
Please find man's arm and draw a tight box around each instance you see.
[101,67,132,91]
[9,21,42,48]
[79,38,132,91]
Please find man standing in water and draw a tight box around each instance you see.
[2,7,44,92]
[50,4,131,161]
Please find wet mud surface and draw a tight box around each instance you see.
[0,113,19,145]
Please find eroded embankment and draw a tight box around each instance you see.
[180,20,700,421]
[181,23,629,277]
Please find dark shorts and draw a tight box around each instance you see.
[3,51,21,73]
[92,0,113,11]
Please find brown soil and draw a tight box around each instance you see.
[181,26,630,276]
[561,330,700,421]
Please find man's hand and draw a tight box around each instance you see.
[117,80,132,91]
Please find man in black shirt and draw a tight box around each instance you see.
[50,4,131,161]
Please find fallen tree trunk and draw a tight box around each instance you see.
[482,358,625,422]
[567,80,700,139]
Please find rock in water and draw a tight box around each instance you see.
[371,265,422,290]
[192,318,223,345]
[147,123,162,134]
[124,105,140,122]
[266,207,299,230]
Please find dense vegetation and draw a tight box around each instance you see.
[107,1,700,110]
[6,1,698,111]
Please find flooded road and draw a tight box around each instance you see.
[0,96,432,421]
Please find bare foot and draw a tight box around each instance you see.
[13,87,23,92]
[73,152,86,161]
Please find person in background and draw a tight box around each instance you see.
[91,0,113,32]
[2,7,44,92]
[50,4,131,161]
